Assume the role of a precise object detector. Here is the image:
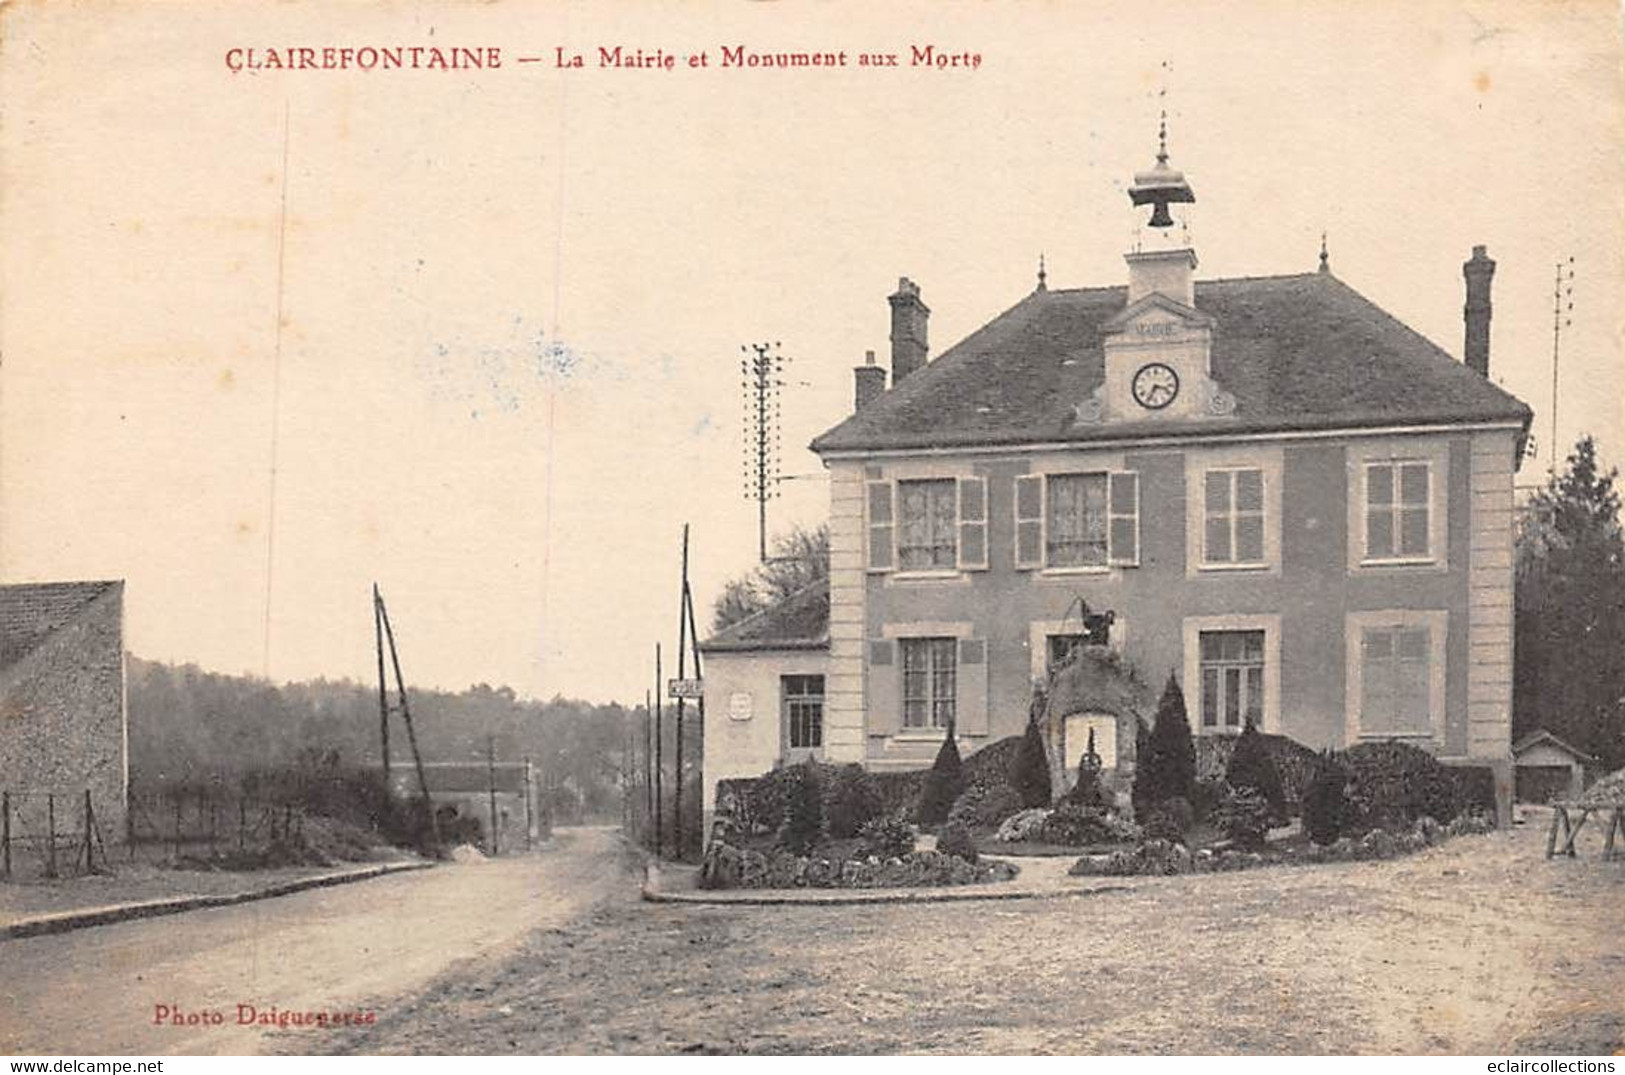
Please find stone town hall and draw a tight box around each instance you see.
[701,137,1533,825]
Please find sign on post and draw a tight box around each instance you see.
[667,678,704,700]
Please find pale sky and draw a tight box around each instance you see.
[2,0,1621,705]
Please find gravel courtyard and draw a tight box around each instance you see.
[316,811,1623,1055]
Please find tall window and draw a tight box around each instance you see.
[1047,473,1109,567]
[1017,471,1137,570]
[1365,461,1431,560]
[1360,626,1431,735]
[901,637,957,729]
[782,675,825,750]
[896,479,957,570]
[1199,630,1264,731]
[1204,468,1265,565]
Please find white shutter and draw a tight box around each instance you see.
[1014,474,1044,570]
[1108,471,1139,566]
[957,477,988,570]
[866,481,894,572]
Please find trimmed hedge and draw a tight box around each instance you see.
[1069,813,1496,877]
[698,842,1018,890]
[948,781,1024,831]
[1195,732,1321,813]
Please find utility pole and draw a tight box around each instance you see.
[486,733,499,856]
[654,641,663,856]
[375,587,439,848]
[740,342,786,563]
[674,525,689,860]
[373,585,391,785]
[1550,256,1576,474]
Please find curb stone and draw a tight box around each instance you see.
[640,860,1132,906]
[2,860,433,941]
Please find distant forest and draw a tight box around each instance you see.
[126,657,639,820]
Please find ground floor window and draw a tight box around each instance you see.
[1359,626,1432,736]
[1199,630,1265,731]
[782,675,825,749]
[901,637,957,729]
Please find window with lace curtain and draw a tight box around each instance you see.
[895,479,957,570]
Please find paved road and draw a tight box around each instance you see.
[0,827,627,1055]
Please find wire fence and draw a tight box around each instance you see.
[1,789,113,880]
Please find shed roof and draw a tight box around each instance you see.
[699,580,830,654]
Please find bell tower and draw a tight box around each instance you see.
[1124,114,1198,307]
[1075,123,1235,426]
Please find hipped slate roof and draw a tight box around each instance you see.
[0,581,122,671]
[700,580,830,653]
[812,272,1533,454]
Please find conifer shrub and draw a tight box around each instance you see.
[1012,710,1053,808]
[1134,674,1196,813]
[1214,786,1271,850]
[1225,718,1288,823]
[776,761,825,855]
[916,724,966,826]
[1303,752,1352,845]
[935,819,979,864]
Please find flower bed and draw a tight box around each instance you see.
[1067,814,1496,877]
[698,842,1019,891]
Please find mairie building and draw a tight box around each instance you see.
[701,142,1532,828]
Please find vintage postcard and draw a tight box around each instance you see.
[1,0,1622,1060]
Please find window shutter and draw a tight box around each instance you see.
[958,639,989,736]
[1107,471,1139,566]
[866,481,894,572]
[957,477,988,570]
[1014,474,1044,569]
[868,639,901,735]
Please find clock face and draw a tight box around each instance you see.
[1131,362,1180,410]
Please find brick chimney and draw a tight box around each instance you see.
[854,349,886,411]
[888,277,929,383]
[1463,245,1495,378]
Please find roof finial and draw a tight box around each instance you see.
[1157,109,1168,166]
[1036,252,1048,292]
[1318,231,1330,273]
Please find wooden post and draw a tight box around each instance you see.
[2,791,10,880]
[172,794,182,858]
[47,793,58,879]
[522,757,533,850]
[654,642,663,857]
[238,796,247,851]
[684,577,706,853]
[82,790,93,872]
[374,585,393,785]
[674,523,689,860]
[486,734,499,856]
[377,590,439,848]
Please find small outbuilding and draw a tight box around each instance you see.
[1512,729,1597,804]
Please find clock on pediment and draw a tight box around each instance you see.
[1131,362,1180,410]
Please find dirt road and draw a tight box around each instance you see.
[0,827,629,1055]
[318,814,1623,1055]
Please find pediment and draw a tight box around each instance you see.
[1101,293,1216,335]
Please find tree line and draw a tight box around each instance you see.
[126,657,637,820]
